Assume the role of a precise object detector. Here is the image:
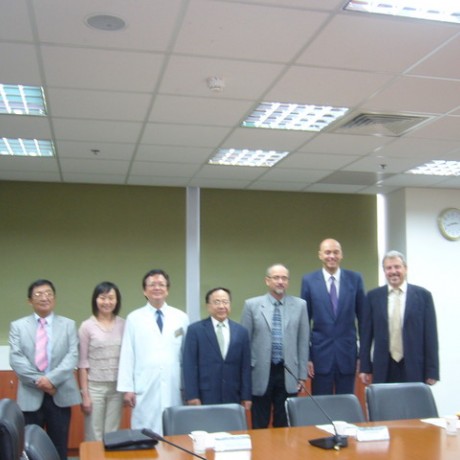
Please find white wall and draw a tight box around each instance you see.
[384,187,460,417]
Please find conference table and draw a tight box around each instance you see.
[80,419,460,460]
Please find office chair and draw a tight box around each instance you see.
[162,403,248,435]
[366,382,439,422]
[285,394,366,427]
[23,424,60,460]
[0,398,25,460]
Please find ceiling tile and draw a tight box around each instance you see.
[174,0,329,61]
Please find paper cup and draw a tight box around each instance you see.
[445,416,458,436]
[190,430,208,452]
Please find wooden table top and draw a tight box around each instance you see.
[80,419,460,460]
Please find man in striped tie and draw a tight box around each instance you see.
[9,279,81,460]
[241,264,309,428]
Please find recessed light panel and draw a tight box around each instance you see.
[344,1,460,24]
[0,84,47,116]
[242,102,348,132]
[209,148,289,167]
[0,138,55,157]
[407,160,460,176]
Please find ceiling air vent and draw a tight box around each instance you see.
[332,112,431,136]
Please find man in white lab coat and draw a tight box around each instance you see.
[117,269,189,434]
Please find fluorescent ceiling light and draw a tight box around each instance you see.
[0,138,55,157]
[406,160,460,176]
[344,1,460,24]
[0,84,47,116]
[209,148,289,167]
[242,102,348,132]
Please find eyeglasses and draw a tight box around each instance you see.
[145,283,167,288]
[32,290,55,299]
[211,300,230,306]
[267,276,289,282]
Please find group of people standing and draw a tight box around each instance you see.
[8,240,439,459]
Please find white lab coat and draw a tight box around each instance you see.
[117,303,189,434]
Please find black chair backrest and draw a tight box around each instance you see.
[0,398,25,460]
[366,382,439,422]
[162,403,248,435]
[285,394,366,427]
[23,424,60,460]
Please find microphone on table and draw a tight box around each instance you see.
[141,428,207,460]
[283,364,348,451]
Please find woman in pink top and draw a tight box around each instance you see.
[78,281,125,441]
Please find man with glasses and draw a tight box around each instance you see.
[117,269,189,434]
[9,279,81,460]
[241,264,309,428]
[183,287,251,409]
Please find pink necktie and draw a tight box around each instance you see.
[35,318,48,371]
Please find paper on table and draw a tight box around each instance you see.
[188,432,231,449]
[316,423,358,437]
[215,451,251,460]
[422,418,460,429]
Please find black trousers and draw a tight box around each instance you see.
[387,356,407,383]
[23,393,71,460]
[251,362,297,429]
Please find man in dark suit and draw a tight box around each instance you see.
[183,287,252,410]
[241,264,309,428]
[9,279,81,460]
[359,250,439,385]
[300,239,366,395]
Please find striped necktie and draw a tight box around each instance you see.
[271,301,283,364]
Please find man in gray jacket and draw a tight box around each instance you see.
[241,264,309,428]
[9,279,80,460]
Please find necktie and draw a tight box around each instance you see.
[271,302,283,364]
[330,276,338,316]
[389,289,403,362]
[216,322,225,358]
[35,318,48,371]
[156,309,163,333]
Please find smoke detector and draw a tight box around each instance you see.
[207,76,225,92]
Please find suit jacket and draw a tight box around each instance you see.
[359,284,439,383]
[9,314,81,411]
[241,294,309,396]
[182,317,251,404]
[300,269,366,374]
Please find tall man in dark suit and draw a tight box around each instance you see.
[241,264,309,428]
[9,279,81,460]
[183,287,252,409]
[359,251,439,385]
[300,239,366,395]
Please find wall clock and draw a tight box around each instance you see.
[437,208,460,241]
